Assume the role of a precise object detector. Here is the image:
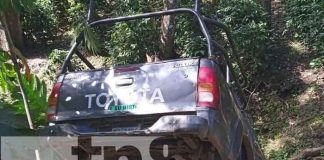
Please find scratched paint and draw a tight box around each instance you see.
[56,58,199,120]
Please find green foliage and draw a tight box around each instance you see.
[68,1,104,55]
[20,0,272,75]
[0,53,16,92]
[174,15,207,58]
[47,49,89,72]
[65,0,271,73]
[104,0,209,64]
[102,0,270,75]
[52,0,69,27]
[268,142,297,160]
[104,0,161,64]
[48,49,67,64]
[174,0,216,58]
[22,0,57,42]
[108,20,160,64]
[20,0,272,78]
[74,23,102,55]
[46,49,67,82]
[0,0,35,12]
[309,55,324,69]
[217,0,271,75]
[13,74,47,124]
[0,51,47,125]
[67,0,87,26]
[284,0,324,54]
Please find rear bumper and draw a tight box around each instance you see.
[146,115,208,137]
[40,115,209,138]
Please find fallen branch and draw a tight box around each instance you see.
[290,146,324,160]
[244,81,262,108]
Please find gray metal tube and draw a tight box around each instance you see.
[90,8,215,57]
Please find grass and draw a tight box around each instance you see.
[247,38,324,159]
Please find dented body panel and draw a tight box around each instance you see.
[41,2,266,159]
[56,58,199,121]
[45,58,265,160]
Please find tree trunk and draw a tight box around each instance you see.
[0,12,34,129]
[0,22,9,52]
[202,0,220,5]
[4,6,24,52]
[258,0,271,15]
[160,0,177,60]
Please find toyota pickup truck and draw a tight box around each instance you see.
[44,0,265,160]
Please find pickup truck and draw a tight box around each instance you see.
[45,1,265,160]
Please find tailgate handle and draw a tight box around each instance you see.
[115,77,134,86]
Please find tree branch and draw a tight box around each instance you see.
[291,146,324,160]
[0,11,34,129]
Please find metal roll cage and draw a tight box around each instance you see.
[60,0,248,107]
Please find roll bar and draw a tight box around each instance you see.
[59,0,248,107]
[62,0,211,74]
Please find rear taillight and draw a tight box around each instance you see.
[197,67,220,109]
[47,82,62,121]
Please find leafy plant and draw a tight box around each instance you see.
[22,0,57,42]
[52,0,70,27]
[0,51,47,125]
[174,15,207,58]
[48,49,68,64]
[0,0,35,11]
[0,52,16,92]
[13,74,47,125]
[216,0,271,76]
[45,49,68,83]
[108,19,160,65]
[284,0,324,54]
[74,23,102,55]
[309,55,324,69]
[47,49,89,73]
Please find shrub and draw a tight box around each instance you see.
[48,49,67,64]
[172,0,272,77]
[309,55,324,69]
[216,0,271,75]
[57,0,272,75]
[174,15,207,58]
[108,20,160,65]
[104,0,161,64]
[284,0,324,54]
[22,0,57,43]
[106,0,207,63]
[0,52,47,125]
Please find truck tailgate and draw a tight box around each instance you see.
[56,58,199,121]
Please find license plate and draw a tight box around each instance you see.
[112,126,139,132]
